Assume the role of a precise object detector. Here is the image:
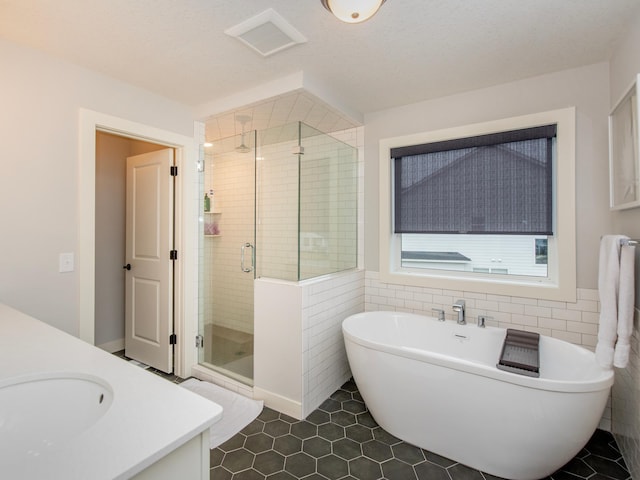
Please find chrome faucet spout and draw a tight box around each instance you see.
[452,300,466,325]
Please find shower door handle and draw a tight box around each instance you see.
[241,243,254,273]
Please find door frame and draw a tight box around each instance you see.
[78,108,198,378]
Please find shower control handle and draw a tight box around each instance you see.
[241,243,254,273]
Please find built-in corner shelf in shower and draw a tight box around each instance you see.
[204,211,221,237]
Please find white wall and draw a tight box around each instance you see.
[0,38,195,336]
[364,62,612,290]
[608,8,640,479]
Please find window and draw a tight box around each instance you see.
[378,108,576,302]
[393,125,555,279]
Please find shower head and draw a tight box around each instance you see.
[236,143,251,153]
[235,115,252,153]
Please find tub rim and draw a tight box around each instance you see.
[343,311,614,394]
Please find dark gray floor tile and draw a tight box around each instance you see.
[585,431,624,461]
[318,422,345,441]
[245,432,275,454]
[254,450,286,476]
[263,419,291,438]
[284,452,316,477]
[319,398,342,413]
[381,458,417,480]
[273,435,303,456]
[362,439,393,462]
[221,448,254,473]
[330,390,352,403]
[266,472,296,480]
[234,469,266,480]
[303,436,332,458]
[332,438,362,460]
[557,457,596,478]
[210,447,224,467]
[583,455,630,480]
[291,421,318,440]
[424,450,457,468]
[306,409,330,426]
[279,413,298,424]
[341,380,358,392]
[392,442,425,465]
[210,466,232,480]
[242,420,265,436]
[349,456,383,480]
[317,454,349,480]
[345,424,374,443]
[258,408,280,422]
[414,461,450,480]
[355,411,377,428]
[219,433,246,452]
[342,399,367,414]
[331,410,356,427]
[448,463,485,480]
[372,427,401,446]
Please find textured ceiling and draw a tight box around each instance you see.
[1,0,639,120]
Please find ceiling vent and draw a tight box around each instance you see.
[225,9,307,57]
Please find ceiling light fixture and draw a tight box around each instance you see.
[321,0,387,23]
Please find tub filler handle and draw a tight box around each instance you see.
[452,300,466,325]
[431,308,445,321]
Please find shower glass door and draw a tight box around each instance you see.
[199,131,256,385]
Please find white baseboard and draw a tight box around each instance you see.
[253,386,302,420]
[97,338,124,353]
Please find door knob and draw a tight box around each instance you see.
[123,263,131,270]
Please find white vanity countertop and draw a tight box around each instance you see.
[0,303,223,479]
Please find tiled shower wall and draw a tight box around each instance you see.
[364,270,613,431]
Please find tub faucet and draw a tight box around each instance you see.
[452,300,466,325]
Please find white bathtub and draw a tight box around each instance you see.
[342,311,614,480]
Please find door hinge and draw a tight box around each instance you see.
[195,334,204,348]
[170,250,178,260]
[170,165,178,176]
[169,333,177,345]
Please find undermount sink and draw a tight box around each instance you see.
[0,373,113,464]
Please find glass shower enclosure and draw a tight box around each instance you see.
[198,121,357,386]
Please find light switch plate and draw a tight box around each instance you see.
[59,252,74,273]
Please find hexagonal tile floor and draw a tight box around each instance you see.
[210,380,631,480]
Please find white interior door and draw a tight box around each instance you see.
[125,148,174,373]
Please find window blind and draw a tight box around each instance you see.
[392,125,555,235]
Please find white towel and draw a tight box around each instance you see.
[595,235,635,369]
[614,244,635,368]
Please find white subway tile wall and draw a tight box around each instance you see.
[364,270,615,431]
[302,269,365,417]
[612,314,640,480]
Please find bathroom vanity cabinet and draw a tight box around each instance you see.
[0,303,222,480]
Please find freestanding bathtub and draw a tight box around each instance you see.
[342,311,614,480]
